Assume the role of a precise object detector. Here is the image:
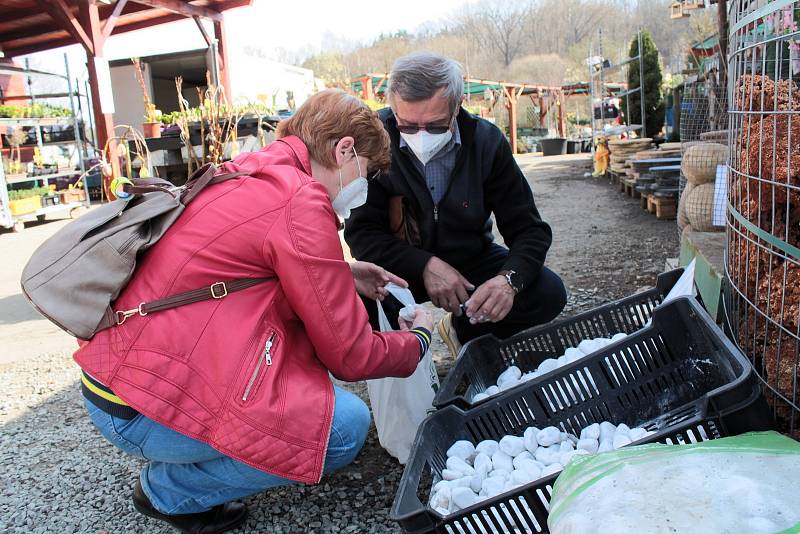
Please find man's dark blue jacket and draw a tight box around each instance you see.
[344,106,552,290]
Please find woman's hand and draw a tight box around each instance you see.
[350,261,407,301]
[399,307,434,333]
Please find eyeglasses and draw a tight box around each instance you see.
[397,123,451,135]
[396,112,454,135]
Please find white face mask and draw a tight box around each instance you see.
[332,147,369,219]
[400,129,453,165]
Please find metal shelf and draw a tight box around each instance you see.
[601,87,641,103]
[12,201,85,223]
[0,65,67,80]
[0,117,73,127]
[602,124,643,136]
[588,30,647,149]
[41,139,78,147]
[8,139,79,148]
[5,170,80,184]
[596,55,641,74]
[0,52,90,231]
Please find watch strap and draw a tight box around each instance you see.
[498,270,521,294]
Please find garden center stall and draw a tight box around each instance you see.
[0,58,90,232]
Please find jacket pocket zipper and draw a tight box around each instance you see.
[242,331,275,402]
[118,232,140,255]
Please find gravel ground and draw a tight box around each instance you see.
[0,154,678,533]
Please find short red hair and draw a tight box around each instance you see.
[276,89,390,172]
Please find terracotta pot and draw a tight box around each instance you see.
[142,121,161,138]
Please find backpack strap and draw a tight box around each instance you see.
[119,166,247,202]
[122,177,178,197]
[92,166,260,334]
[181,163,248,205]
[96,277,272,332]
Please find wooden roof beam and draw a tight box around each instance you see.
[0,24,65,44]
[102,0,129,41]
[131,0,223,21]
[36,0,93,54]
[1,12,186,57]
[193,15,213,46]
[78,0,105,52]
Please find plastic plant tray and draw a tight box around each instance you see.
[434,269,683,411]
[391,297,774,534]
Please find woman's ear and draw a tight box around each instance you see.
[334,136,355,167]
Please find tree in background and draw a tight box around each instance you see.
[622,31,665,139]
[301,53,350,88]
[461,0,531,68]
[507,54,567,87]
[299,0,705,90]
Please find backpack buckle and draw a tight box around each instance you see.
[115,303,148,325]
[210,282,228,299]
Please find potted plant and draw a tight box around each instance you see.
[132,57,162,139]
[174,75,242,172]
[97,124,154,200]
[41,184,61,207]
[7,188,42,215]
[58,184,86,204]
[5,128,27,181]
[142,105,162,139]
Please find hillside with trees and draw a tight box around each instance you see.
[302,0,717,88]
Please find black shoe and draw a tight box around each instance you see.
[132,480,248,534]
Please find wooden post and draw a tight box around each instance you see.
[673,85,682,140]
[557,90,567,137]
[716,0,728,97]
[75,0,118,195]
[213,18,232,103]
[504,86,518,154]
[85,58,114,154]
[361,76,374,101]
[538,94,545,128]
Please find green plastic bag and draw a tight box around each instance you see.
[548,432,800,534]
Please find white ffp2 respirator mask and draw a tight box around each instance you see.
[332,147,369,219]
[400,129,453,164]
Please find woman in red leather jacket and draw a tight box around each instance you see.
[75,89,434,533]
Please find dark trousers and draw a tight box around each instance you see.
[364,244,567,343]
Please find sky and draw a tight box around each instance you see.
[223,0,467,56]
[13,0,471,117]
[23,0,469,79]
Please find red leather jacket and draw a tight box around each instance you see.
[74,136,420,483]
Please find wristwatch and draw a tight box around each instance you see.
[499,270,522,294]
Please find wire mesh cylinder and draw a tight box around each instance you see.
[727,0,800,437]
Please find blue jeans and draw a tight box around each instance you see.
[84,386,370,514]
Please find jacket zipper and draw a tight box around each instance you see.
[242,331,275,401]
[430,143,465,250]
[392,111,468,253]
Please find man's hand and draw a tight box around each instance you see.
[350,261,407,301]
[422,257,474,315]
[464,275,515,324]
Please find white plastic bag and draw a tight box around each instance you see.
[660,258,697,306]
[366,283,439,464]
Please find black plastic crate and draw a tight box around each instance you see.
[435,269,684,410]
[392,297,773,534]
